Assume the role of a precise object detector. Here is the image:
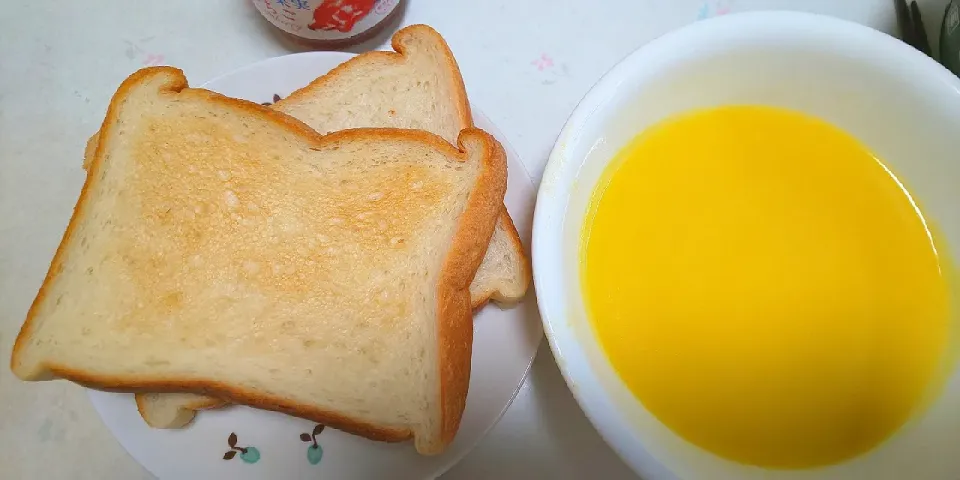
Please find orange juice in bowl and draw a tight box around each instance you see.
[534,11,960,480]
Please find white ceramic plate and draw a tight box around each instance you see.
[87,52,542,480]
[534,11,960,480]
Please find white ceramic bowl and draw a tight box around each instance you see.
[533,11,960,480]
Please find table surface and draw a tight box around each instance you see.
[0,0,949,478]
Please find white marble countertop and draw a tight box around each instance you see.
[0,0,948,478]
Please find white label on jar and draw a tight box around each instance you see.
[252,0,399,41]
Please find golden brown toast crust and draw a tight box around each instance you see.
[434,133,506,450]
[12,66,506,452]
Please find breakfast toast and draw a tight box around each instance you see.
[12,66,507,454]
[125,24,531,430]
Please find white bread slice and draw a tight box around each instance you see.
[80,25,530,310]
[91,24,532,431]
[131,25,529,430]
[11,66,507,454]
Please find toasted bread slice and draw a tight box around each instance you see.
[93,24,531,431]
[131,25,529,430]
[81,25,530,309]
[11,67,507,454]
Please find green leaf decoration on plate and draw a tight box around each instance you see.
[223,432,261,464]
[300,424,326,465]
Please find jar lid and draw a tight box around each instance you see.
[253,0,403,47]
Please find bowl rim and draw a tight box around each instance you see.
[531,10,960,479]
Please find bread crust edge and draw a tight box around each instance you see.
[430,129,507,454]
